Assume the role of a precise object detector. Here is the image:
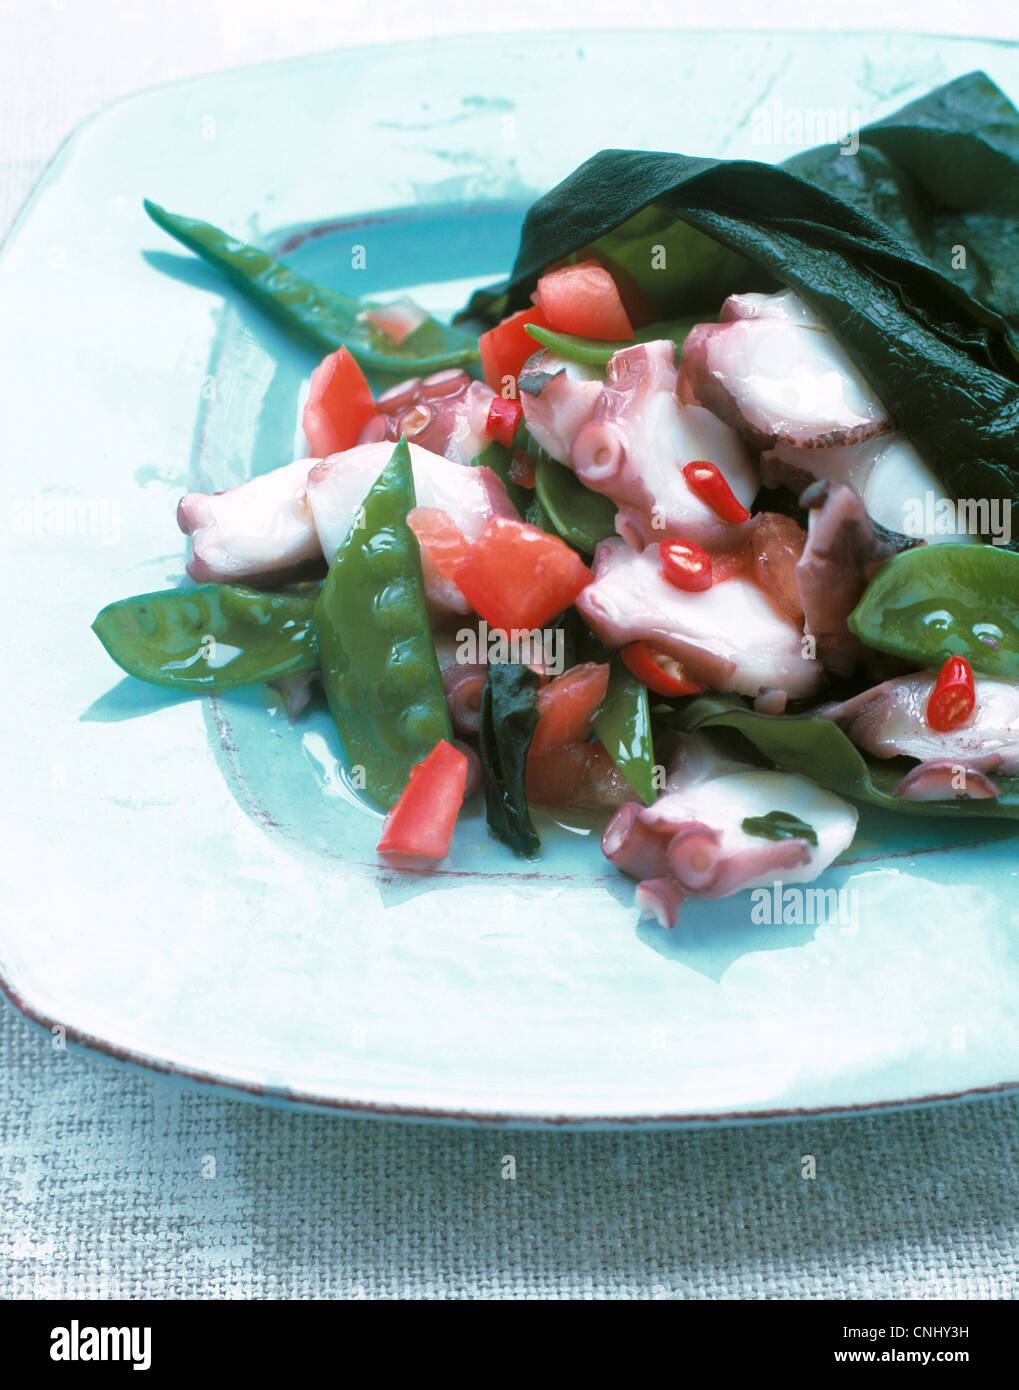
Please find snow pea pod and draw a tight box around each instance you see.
[91,585,318,690]
[592,660,658,807]
[524,316,700,368]
[533,447,617,555]
[313,436,452,810]
[144,201,479,375]
[570,620,658,804]
[848,543,1019,678]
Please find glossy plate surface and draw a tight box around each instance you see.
[3,30,1019,1125]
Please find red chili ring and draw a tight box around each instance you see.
[659,538,713,592]
[926,655,976,733]
[682,460,750,524]
[620,642,706,697]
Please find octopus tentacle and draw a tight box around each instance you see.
[603,744,858,929]
[893,760,1000,801]
[795,480,895,677]
[678,289,892,450]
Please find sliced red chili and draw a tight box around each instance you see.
[682,460,751,524]
[620,641,706,697]
[485,395,524,448]
[659,538,713,592]
[926,655,976,732]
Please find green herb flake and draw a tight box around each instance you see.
[741,809,818,846]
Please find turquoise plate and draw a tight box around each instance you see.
[3,31,1019,1126]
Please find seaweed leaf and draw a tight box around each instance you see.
[462,73,1019,511]
[675,692,1019,820]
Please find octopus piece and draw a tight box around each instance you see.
[359,370,495,465]
[575,537,823,699]
[177,457,322,584]
[603,758,858,928]
[794,481,896,677]
[760,435,885,495]
[268,670,320,724]
[762,432,948,544]
[518,350,605,463]
[567,339,759,550]
[678,289,892,450]
[452,739,483,799]
[892,761,1000,801]
[818,673,1019,776]
[860,436,960,543]
[433,633,488,735]
[307,440,519,617]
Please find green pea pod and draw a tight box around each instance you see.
[524,316,700,368]
[848,543,1019,678]
[524,491,556,533]
[570,620,658,805]
[533,447,617,554]
[91,585,318,690]
[593,659,658,806]
[313,436,452,810]
[144,201,479,375]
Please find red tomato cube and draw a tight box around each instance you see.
[303,347,375,457]
[376,740,469,862]
[535,260,634,341]
[478,306,551,393]
[453,518,593,632]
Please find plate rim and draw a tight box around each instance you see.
[6,28,1019,1128]
[5,23,1019,262]
[4,967,1016,1127]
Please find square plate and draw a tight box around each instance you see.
[4,30,1019,1126]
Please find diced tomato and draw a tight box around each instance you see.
[710,543,753,584]
[406,507,471,581]
[376,739,469,863]
[534,250,658,327]
[534,260,634,341]
[620,642,706,697]
[453,518,592,631]
[303,347,375,457]
[508,449,536,490]
[576,247,659,329]
[485,396,523,448]
[750,512,807,622]
[525,740,631,808]
[530,662,610,757]
[478,306,551,393]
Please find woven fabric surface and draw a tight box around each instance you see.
[2,996,1018,1299]
[3,5,1019,1301]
